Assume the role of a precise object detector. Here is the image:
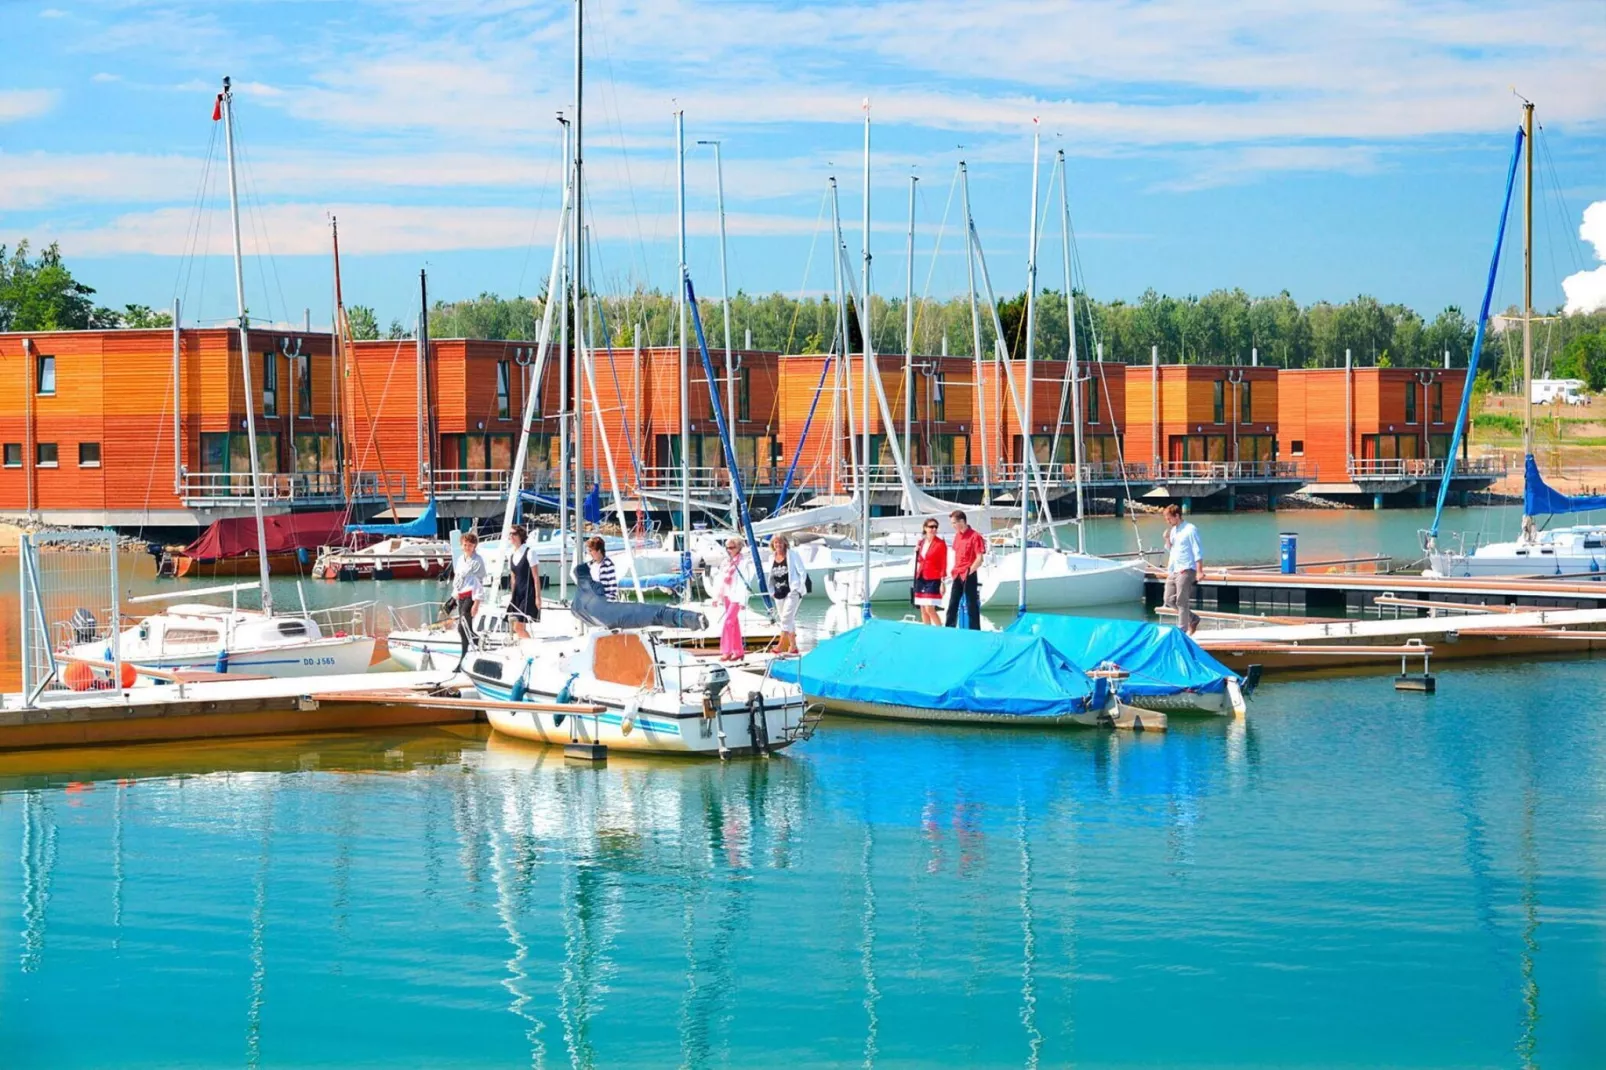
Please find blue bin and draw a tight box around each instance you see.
[1278,533,1298,575]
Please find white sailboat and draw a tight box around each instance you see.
[975,138,1143,611]
[76,79,377,681]
[1427,100,1606,579]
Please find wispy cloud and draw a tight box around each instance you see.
[0,89,56,123]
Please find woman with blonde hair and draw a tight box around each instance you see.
[767,533,808,656]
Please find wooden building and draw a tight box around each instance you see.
[1278,366,1468,484]
[0,326,361,527]
[1124,362,1282,475]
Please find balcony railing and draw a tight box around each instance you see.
[180,470,405,506]
[1148,460,1306,482]
[1347,456,1506,480]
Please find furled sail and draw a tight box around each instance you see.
[1524,453,1606,516]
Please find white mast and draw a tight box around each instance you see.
[676,109,691,544]
[904,174,918,463]
[557,115,572,600]
[1018,122,1040,616]
[859,102,873,623]
[959,161,990,506]
[573,0,586,534]
[218,77,273,614]
[698,138,738,527]
[1058,148,1085,552]
[830,179,858,501]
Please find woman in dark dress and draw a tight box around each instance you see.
[508,525,541,638]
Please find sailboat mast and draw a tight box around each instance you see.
[1058,149,1085,552]
[330,218,348,502]
[1018,123,1040,616]
[573,0,586,528]
[959,161,990,506]
[557,115,571,600]
[417,268,428,499]
[904,174,917,464]
[831,178,856,500]
[860,103,873,623]
[1522,99,1534,462]
[676,109,691,543]
[218,77,273,614]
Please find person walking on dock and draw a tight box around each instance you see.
[451,531,487,670]
[769,534,808,656]
[945,510,985,630]
[913,519,948,626]
[507,525,540,639]
[1163,504,1203,636]
[713,538,750,662]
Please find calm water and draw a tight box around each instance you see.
[2,506,1602,1067]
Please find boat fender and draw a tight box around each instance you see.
[620,697,640,736]
[552,672,581,725]
[297,547,312,567]
[509,658,534,703]
[215,649,229,674]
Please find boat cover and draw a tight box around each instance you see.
[1006,613,1238,698]
[179,509,352,562]
[1523,453,1606,516]
[771,619,1108,716]
[346,500,437,537]
[571,574,707,632]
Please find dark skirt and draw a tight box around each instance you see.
[912,575,944,607]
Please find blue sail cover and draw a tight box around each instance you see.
[771,619,1107,717]
[1007,613,1237,699]
[1524,453,1606,516]
[345,500,437,538]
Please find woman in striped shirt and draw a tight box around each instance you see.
[584,536,618,601]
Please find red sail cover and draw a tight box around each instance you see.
[181,510,351,562]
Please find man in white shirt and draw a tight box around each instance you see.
[1162,504,1203,635]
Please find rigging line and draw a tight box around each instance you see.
[912,164,960,351]
[783,189,833,356]
[174,122,219,314]
[230,111,289,328]
[590,0,654,297]
[514,135,563,299]
[583,220,649,492]
[1537,124,1587,278]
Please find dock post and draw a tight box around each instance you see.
[1226,485,1236,511]
[1181,497,1192,515]
[1372,493,1384,511]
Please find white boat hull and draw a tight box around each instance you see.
[818,695,1163,731]
[978,550,1145,610]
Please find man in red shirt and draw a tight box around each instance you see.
[945,509,986,629]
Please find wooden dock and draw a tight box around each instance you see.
[1146,567,1606,616]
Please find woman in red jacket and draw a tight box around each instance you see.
[911,518,948,625]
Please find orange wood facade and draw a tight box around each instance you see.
[1278,368,1467,481]
[0,327,338,521]
[1124,364,1281,470]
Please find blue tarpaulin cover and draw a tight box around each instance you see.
[1007,613,1237,698]
[771,619,1107,716]
[346,500,437,538]
[1523,453,1606,516]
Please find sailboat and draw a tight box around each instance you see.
[975,134,1143,611]
[1424,100,1605,578]
[73,79,377,681]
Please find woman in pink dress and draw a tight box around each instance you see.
[713,537,750,661]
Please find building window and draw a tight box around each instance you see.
[297,354,313,418]
[1085,376,1101,424]
[1404,381,1418,425]
[1431,382,1444,424]
[78,442,101,468]
[200,432,229,473]
[262,353,278,417]
[738,367,752,422]
[496,360,511,420]
[36,442,58,468]
[1238,380,1253,424]
[932,372,946,423]
[36,355,56,396]
[1290,440,1305,456]
[1212,380,1225,425]
[3,443,20,467]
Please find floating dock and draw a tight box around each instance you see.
[1146,567,1606,615]
[0,671,474,751]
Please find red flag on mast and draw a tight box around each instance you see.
[212,94,223,122]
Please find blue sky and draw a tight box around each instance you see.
[3,0,1604,331]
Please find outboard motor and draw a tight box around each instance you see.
[69,608,98,645]
[696,664,731,719]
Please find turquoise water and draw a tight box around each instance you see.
[2,657,1604,1067]
[2,505,1602,1066]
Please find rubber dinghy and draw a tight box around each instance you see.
[1006,613,1253,717]
[772,619,1162,731]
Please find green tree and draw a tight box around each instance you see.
[1554,331,1606,390]
[0,240,120,331]
[121,303,174,329]
[346,305,380,341]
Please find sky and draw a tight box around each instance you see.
[2,0,1604,332]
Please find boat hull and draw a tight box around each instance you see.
[978,554,1145,610]
[815,695,1163,731]
[87,635,379,680]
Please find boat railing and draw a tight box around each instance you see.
[384,600,448,635]
[178,470,406,505]
[307,600,379,639]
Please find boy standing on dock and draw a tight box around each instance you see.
[1163,504,1203,635]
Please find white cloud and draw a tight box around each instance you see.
[1562,200,1606,315]
[0,89,56,123]
[1152,145,1383,193]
